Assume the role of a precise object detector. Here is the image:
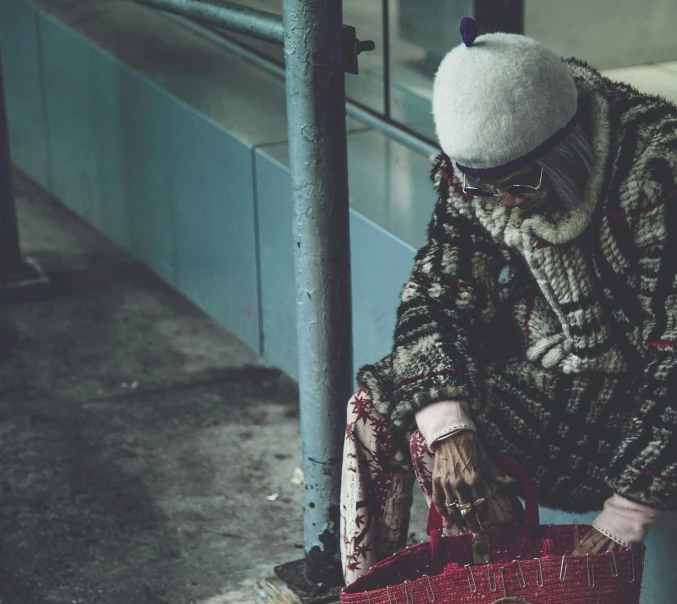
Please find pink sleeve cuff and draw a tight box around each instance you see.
[415,400,476,445]
[592,494,664,548]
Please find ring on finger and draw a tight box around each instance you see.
[445,499,458,509]
[457,502,474,517]
[448,505,467,531]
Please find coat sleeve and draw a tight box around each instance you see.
[605,140,677,510]
[357,155,508,428]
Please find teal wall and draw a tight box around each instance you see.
[0,0,420,380]
[0,0,49,189]
[1,1,676,601]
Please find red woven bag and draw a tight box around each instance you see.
[341,455,644,604]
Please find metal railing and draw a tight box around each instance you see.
[133,0,373,587]
[138,0,284,43]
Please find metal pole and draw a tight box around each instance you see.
[381,0,391,120]
[283,0,353,584]
[0,50,22,278]
[135,0,284,44]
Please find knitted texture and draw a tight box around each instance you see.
[357,58,677,512]
[432,32,577,172]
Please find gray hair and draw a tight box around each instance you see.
[534,122,594,209]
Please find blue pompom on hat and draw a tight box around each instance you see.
[432,18,578,179]
[460,16,479,47]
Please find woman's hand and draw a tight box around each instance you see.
[572,528,623,554]
[432,430,520,533]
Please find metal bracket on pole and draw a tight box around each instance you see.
[0,49,49,302]
[342,25,375,75]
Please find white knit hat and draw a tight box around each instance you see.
[432,18,578,179]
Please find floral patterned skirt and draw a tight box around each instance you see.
[340,387,445,585]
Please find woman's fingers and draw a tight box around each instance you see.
[491,471,516,486]
[471,484,492,530]
[431,433,523,535]
[447,481,480,533]
[448,502,466,531]
[440,475,499,533]
[483,484,519,527]
[432,478,450,519]
[461,484,487,533]
[483,458,516,487]
[573,529,611,554]
[433,476,464,533]
[440,480,467,531]
[437,478,520,534]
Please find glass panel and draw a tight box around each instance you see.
[389,0,472,140]
[526,0,677,106]
[389,0,677,142]
[196,0,677,148]
[525,0,677,70]
[217,0,385,114]
[343,0,385,114]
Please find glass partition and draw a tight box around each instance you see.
[214,0,677,147]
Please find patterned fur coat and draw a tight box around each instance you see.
[357,59,677,513]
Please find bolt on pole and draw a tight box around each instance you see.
[0,51,22,279]
[282,0,353,584]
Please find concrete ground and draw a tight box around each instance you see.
[1,171,304,604]
[0,172,427,604]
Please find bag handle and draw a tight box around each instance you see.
[426,453,540,534]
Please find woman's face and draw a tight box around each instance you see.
[472,164,552,216]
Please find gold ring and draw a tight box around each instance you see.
[457,502,474,516]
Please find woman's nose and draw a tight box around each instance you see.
[499,194,525,209]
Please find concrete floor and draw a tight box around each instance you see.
[0,171,429,603]
[0,172,310,603]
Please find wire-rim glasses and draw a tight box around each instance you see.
[462,166,544,198]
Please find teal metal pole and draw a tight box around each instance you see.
[0,51,22,278]
[134,0,284,43]
[283,0,353,584]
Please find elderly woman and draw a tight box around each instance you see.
[340,18,674,585]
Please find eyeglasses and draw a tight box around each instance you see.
[462,166,544,198]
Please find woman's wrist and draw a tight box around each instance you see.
[432,427,474,450]
[592,493,664,548]
[415,400,476,445]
